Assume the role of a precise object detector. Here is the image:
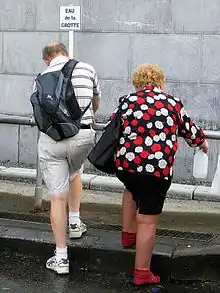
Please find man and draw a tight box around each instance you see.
[34,41,101,274]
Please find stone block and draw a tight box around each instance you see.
[167,183,195,200]
[0,74,34,114]
[97,79,133,120]
[3,32,60,75]
[90,175,124,192]
[132,35,202,82]
[202,36,220,82]
[83,0,172,33]
[0,33,2,72]
[173,138,195,182]
[36,0,82,31]
[193,186,220,202]
[165,82,220,125]
[0,0,35,31]
[19,126,38,165]
[61,32,131,80]
[172,0,220,33]
[0,124,19,162]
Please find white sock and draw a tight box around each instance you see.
[56,247,68,262]
[69,212,81,226]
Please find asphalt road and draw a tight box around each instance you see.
[0,247,220,293]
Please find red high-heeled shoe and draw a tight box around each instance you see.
[122,231,136,248]
[133,269,160,286]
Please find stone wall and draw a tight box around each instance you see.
[0,0,220,182]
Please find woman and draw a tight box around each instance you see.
[111,64,208,286]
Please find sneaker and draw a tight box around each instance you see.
[69,222,87,239]
[46,255,69,274]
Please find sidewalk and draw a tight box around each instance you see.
[1,179,220,282]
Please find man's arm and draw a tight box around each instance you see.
[92,72,101,113]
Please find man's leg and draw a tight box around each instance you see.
[68,169,87,239]
[47,193,69,274]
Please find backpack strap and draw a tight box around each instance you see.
[61,59,78,79]
[62,59,92,118]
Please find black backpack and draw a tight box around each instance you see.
[30,59,91,141]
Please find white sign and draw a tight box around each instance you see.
[59,5,81,30]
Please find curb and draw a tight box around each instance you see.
[0,166,217,201]
[1,218,220,282]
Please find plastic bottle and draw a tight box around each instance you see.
[211,155,220,196]
[193,149,208,179]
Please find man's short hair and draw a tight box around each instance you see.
[42,42,68,60]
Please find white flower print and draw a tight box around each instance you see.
[159,132,166,141]
[153,87,162,93]
[140,104,148,111]
[122,103,128,110]
[134,110,144,119]
[191,126,197,135]
[128,133,137,140]
[180,107,189,117]
[158,94,166,100]
[170,167,173,176]
[145,164,155,173]
[153,135,160,142]
[168,98,176,106]
[174,96,180,102]
[154,95,160,101]
[185,122,190,130]
[166,140,173,148]
[124,126,131,135]
[119,137,125,144]
[161,108,168,116]
[125,152,135,161]
[147,97,154,104]
[145,137,153,146]
[167,116,174,126]
[171,134,176,142]
[158,159,167,169]
[137,166,143,172]
[155,121,164,129]
[148,154,155,160]
[129,96,137,102]
[120,147,126,156]
[118,167,123,171]
[116,151,120,157]
[156,111,161,116]
[155,151,163,160]
[126,109,133,116]
[147,122,153,129]
[135,146,143,153]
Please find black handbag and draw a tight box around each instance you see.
[88,108,122,174]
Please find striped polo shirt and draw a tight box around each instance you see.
[40,56,101,125]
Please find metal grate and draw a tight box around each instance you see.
[86,223,217,243]
[156,229,216,243]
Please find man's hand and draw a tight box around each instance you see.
[199,139,209,153]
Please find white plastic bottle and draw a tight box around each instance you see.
[193,149,208,179]
[211,155,220,195]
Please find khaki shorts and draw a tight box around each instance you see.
[38,129,95,195]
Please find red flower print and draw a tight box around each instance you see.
[164,128,169,135]
[129,104,135,109]
[168,104,173,111]
[148,108,156,115]
[149,129,156,137]
[154,171,161,177]
[123,120,129,128]
[134,136,143,145]
[140,151,149,159]
[151,144,162,152]
[123,160,129,168]
[131,119,138,126]
[138,126,145,134]
[164,147,171,154]
[134,156,141,164]
[175,103,181,112]
[155,101,164,109]
[148,91,155,97]
[137,97,145,104]
[124,142,131,148]
[168,156,173,163]
[163,166,170,176]
[116,159,120,167]
[143,113,150,120]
